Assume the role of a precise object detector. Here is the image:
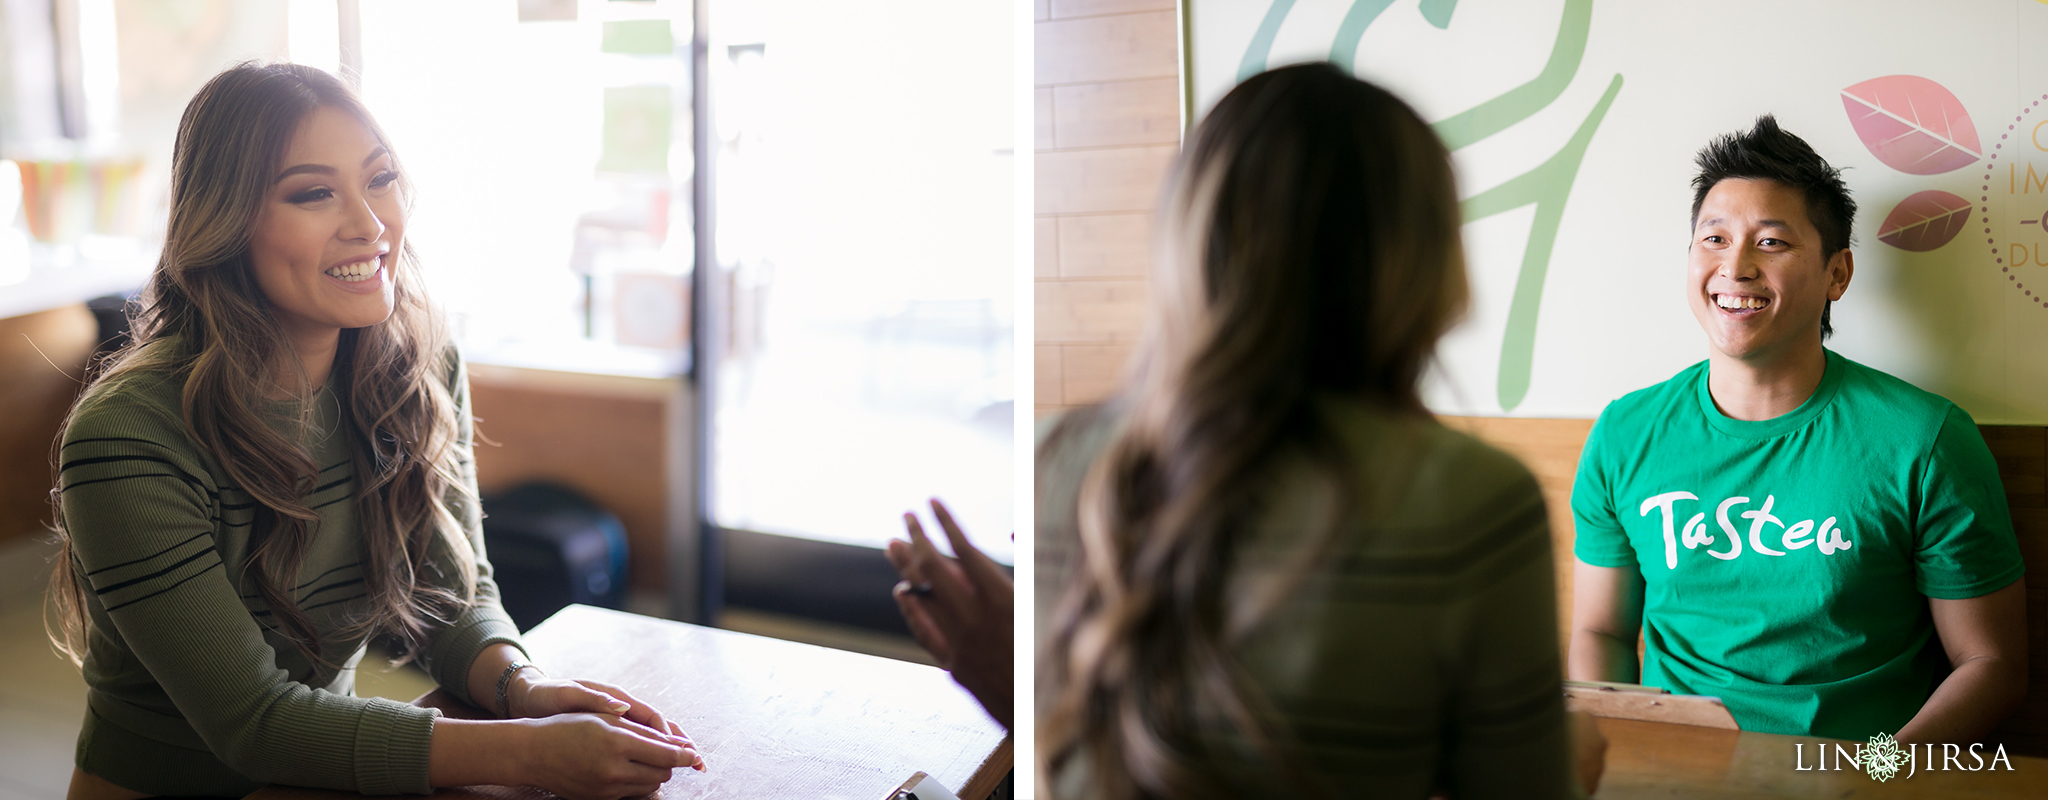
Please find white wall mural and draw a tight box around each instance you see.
[1185,0,2048,423]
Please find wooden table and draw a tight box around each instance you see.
[1595,717,2048,798]
[251,605,1010,800]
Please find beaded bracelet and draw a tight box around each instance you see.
[496,661,541,718]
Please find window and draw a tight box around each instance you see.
[354,0,694,377]
[704,0,1014,561]
[338,0,1014,613]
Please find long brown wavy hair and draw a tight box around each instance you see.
[46,62,476,668]
[1037,63,1471,799]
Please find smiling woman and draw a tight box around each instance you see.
[45,63,701,800]
[251,105,404,376]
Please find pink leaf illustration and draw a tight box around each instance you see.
[1877,190,1971,251]
[1841,75,1981,175]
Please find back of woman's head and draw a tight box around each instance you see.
[1144,61,1465,414]
[1039,63,1467,799]
[47,62,474,669]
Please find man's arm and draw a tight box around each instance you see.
[1569,560,1646,683]
[1894,578,2028,745]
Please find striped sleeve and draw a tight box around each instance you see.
[60,395,440,795]
[419,349,529,706]
[1439,462,1584,800]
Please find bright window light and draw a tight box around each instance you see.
[706,0,1014,561]
[286,0,340,78]
[354,0,693,376]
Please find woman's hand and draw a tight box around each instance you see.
[517,712,702,800]
[884,498,1014,730]
[513,677,703,769]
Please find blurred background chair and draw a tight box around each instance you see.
[482,482,630,632]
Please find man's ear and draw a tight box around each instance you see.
[1826,248,1854,301]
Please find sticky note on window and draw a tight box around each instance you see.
[518,0,576,22]
[603,20,674,55]
[600,86,671,174]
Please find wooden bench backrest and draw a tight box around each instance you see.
[1441,417,2048,754]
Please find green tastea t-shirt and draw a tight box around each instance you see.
[1571,349,2022,741]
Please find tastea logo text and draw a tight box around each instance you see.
[1639,491,1851,569]
[1795,732,2015,781]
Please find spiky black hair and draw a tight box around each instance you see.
[1691,115,1856,339]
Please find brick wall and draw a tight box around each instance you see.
[1033,0,1180,414]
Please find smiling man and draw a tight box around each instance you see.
[1566,116,2027,744]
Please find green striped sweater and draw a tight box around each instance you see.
[58,345,525,796]
[1034,398,1585,799]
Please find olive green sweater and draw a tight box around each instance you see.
[59,347,525,796]
[1035,399,1583,799]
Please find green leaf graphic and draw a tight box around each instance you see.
[1431,0,1592,150]
[1329,0,1396,73]
[1420,0,1458,30]
[1234,0,1612,411]
[1237,0,1299,82]
[1462,74,1623,410]
[1247,0,1591,150]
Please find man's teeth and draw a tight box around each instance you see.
[1715,295,1767,310]
[326,261,379,281]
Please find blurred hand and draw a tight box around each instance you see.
[885,498,1014,730]
[517,712,701,800]
[1568,709,1607,795]
[514,677,704,771]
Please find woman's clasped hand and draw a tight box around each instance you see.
[516,712,700,799]
[499,668,706,799]
[433,670,704,799]
[515,675,703,750]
